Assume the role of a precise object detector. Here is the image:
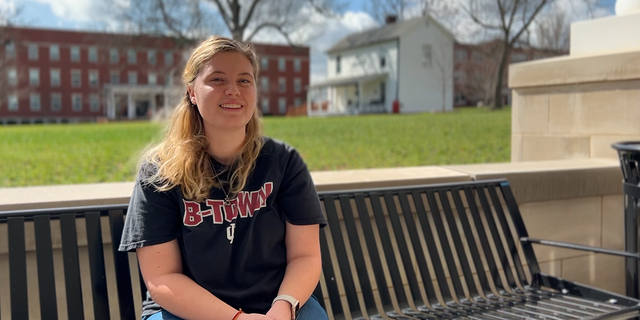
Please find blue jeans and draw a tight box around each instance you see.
[143,295,329,320]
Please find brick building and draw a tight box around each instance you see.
[453,40,564,107]
[0,27,309,124]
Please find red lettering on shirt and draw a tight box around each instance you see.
[237,191,260,218]
[183,200,203,226]
[206,199,224,224]
[259,182,273,208]
[224,200,238,222]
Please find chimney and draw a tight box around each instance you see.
[385,15,397,24]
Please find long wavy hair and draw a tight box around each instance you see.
[142,36,264,202]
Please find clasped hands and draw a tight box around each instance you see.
[237,300,292,320]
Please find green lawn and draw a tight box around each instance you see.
[0,107,511,187]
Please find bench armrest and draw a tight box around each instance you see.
[521,237,640,259]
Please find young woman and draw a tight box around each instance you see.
[119,36,328,320]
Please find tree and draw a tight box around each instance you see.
[0,5,25,113]
[105,0,344,44]
[457,0,552,109]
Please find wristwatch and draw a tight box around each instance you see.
[272,294,299,320]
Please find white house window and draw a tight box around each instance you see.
[89,70,99,87]
[50,69,61,87]
[70,46,80,62]
[49,44,59,61]
[72,94,82,111]
[51,93,62,112]
[423,44,432,67]
[7,68,16,86]
[336,55,341,74]
[164,51,173,66]
[128,49,137,64]
[261,77,269,92]
[110,48,119,63]
[294,78,301,94]
[88,47,98,62]
[30,93,41,111]
[148,73,157,85]
[90,94,100,111]
[261,57,268,70]
[294,58,301,72]
[128,71,137,84]
[278,57,285,71]
[71,70,81,87]
[29,68,39,86]
[8,94,18,111]
[5,42,15,59]
[278,77,286,93]
[261,98,269,115]
[110,71,119,84]
[28,44,38,60]
[380,56,386,68]
[278,97,287,114]
[148,50,156,65]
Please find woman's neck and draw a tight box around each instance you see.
[206,128,246,165]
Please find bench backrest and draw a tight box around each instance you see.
[0,179,536,320]
[314,179,539,319]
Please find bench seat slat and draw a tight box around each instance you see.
[108,210,137,320]
[34,215,59,320]
[60,213,85,320]
[319,229,344,319]
[86,212,111,320]
[8,217,29,320]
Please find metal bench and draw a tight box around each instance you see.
[1,179,639,320]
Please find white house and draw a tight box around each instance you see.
[308,16,455,116]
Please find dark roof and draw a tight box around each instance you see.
[326,16,453,54]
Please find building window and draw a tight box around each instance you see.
[110,71,120,84]
[110,48,119,63]
[261,98,269,115]
[30,93,41,111]
[423,44,432,67]
[90,94,100,111]
[336,55,341,74]
[51,93,62,112]
[70,46,80,62]
[165,51,173,66]
[148,50,156,65]
[71,70,81,87]
[278,97,287,114]
[278,57,285,71]
[294,58,301,72]
[294,98,302,107]
[454,49,467,62]
[128,49,137,64]
[294,78,301,94]
[473,51,483,62]
[261,77,269,92]
[128,71,137,84]
[72,94,82,111]
[261,57,268,71]
[50,45,59,61]
[5,42,15,59]
[380,56,386,68]
[28,44,38,60]
[148,73,157,85]
[29,68,39,86]
[7,68,16,86]
[511,53,527,63]
[278,77,285,93]
[7,94,18,111]
[89,70,99,87]
[88,47,98,62]
[50,69,61,87]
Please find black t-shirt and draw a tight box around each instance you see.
[119,137,327,316]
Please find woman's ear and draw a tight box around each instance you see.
[187,87,197,105]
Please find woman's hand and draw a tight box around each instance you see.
[238,313,274,320]
[265,300,292,320]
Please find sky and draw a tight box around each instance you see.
[6,0,616,84]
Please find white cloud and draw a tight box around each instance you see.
[29,0,98,23]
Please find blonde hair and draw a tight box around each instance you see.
[142,36,264,202]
